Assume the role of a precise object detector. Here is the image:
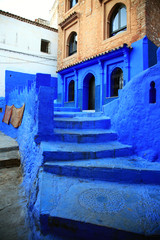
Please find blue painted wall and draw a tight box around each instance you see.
[58,45,131,112]
[0,82,43,238]
[130,38,144,79]
[130,36,158,80]
[5,70,57,101]
[5,70,35,101]
[103,48,160,162]
[148,39,158,67]
[0,73,57,239]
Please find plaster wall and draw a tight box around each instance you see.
[103,48,160,162]
[0,13,58,97]
[0,73,56,238]
[49,0,58,29]
[0,14,57,55]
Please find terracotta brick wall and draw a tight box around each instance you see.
[57,0,158,70]
[146,0,160,46]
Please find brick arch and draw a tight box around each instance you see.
[66,31,77,57]
[108,2,127,37]
[104,0,129,39]
[107,2,127,23]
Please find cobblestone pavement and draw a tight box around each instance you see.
[0,167,29,240]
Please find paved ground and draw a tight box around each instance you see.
[0,167,29,240]
[0,132,29,240]
[0,131,20,168]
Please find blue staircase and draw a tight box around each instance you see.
[39,112,160,239]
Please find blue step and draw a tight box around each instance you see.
[40,111,154,238]
[40,171,160,237]
[54,107,81,112]
[54,111,104,118]
[54,117,111,129]
[43,157,160,185]
[41,141,133,162]
[54,103,62,108]
[53,129,118,143]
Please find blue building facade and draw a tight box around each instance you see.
[57,36,158,112]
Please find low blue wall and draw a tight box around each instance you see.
[5,70,35,102]
[0,73,56,238]
[103,48,160,162]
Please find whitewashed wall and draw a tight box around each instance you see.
[49,0,58,29]
[0,13,58,97]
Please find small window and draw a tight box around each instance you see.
[149,81,156,103]
[68,32,77,56]
[110,4,127,37]
[41,39,50,53]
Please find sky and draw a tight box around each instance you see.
[0,0,55,21]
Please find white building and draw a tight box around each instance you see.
[49,0,58,29]
[0,10,58,97]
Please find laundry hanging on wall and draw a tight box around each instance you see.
[10,104,25,128]
[2,104,25,128]
[2,105,13,124]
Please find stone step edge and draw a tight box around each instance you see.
[54,111,104,117]
[52,131,118,142]
[54,128,117,135]
[54,117,110,122]
[35,132,118,144]
[0,146,19,153]
[43,162,160,185]
[43,147,133,162]
[40,215,148,240]
[41,141,132,151]
[0,158,20,168]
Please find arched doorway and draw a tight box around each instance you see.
[83,73,95,110]
[68,80,74,101]
[111,67,123,97]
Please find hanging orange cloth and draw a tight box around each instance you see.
[2,105,13,124]
[10,104,25,128]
